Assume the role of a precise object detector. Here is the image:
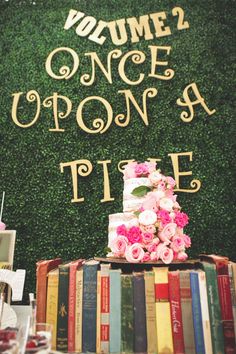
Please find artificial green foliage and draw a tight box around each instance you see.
[0,0,235,302]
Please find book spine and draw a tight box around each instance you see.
[100,264,110,353]
[36,262,48,323]
[97,271,101,354]
[56,265,70,352]
[144,271,157,354]
[190,272,205,354]
[179,271,195,354]
[198,272,213,354]
[168,271,185,354]
[75,269,83,353]
[229,263,236,345]
[202,262,224,354]
[211,257,236,353]
[154,267,174,354]
[82,263,99,353]
[68,264,77,352]
[121,274,134,353]
[46,270,59,351]
[110,269,121,354]
[133,273,147,353]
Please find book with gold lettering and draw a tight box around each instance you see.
[154,267,173,354]
[46,268,59,351]
[75,268,83,353]
[144,270,157,354]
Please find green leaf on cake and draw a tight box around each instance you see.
[131,185,151,197]
[133,210,141,217]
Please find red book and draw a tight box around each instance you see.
[68,259,84,353]
[168,271,185,354]
[100,263,110,353]
[36,258,62,323]
[200,254,236,354]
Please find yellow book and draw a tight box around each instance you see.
[46,268,59,351]
[144,271,157,354]
[154,267,174,354]
[96,270,101,353]
[75,268,83,353]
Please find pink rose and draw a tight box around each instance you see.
[157,244,174,264]
[140,224,156,234]
[166,176,176,188]
[150,252,157,261]
[147,238,160,252]
[116,224,128,236]
[157,181,166,191]
[123,162,137,180]
[177,251,188,261]
[183,234,191,248]
[148,171,163,186]
[127,226,142,244]
[174,211,189,228]
[159,198,174,212]
[142,193,158,212]
[134,163,149,177]
[142,232,154,244]
[173,201,181,210]
[125,243,145,263]
[139,210,157,226]
[110,235,129,257]
[157,210,171,226]
[159,223,177,243]
[142,252,151,262]
[170,236,185,253]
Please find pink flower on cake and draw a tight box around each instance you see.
[173,201,181,210]
[174,211,189,228]
[157,210,171,226]
[142,252,151,262]
[139,210,157,226]
[159,197,174,212]
[123,161,137,180]
[159,222,177,243]
[127,226,142,244]
[110,235,128,257]
[148,171,163,186]
[156,243,174,264]
[147,238,160,252]
[166,176,176,188]
[140,224,156,234]
[134,163,149,177]
[177,251,188,261]
[142,232,154,244]
[170,236,185,253]
[116,224,128,236]
[183,234,191,248]
[125,243,145,263]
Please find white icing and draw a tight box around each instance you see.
[123,177,152,212]
[108,212,138,247]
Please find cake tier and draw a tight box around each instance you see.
[108,212,138,247]
[123,177,152,212]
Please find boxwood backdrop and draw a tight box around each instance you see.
[0,0,235,301]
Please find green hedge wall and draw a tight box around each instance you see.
[0,0,235,302]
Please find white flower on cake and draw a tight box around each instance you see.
[159,197,174,211]
[138,210,157,226]
[107,161,191,264]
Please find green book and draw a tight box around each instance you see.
[121,274,134,353]
[56,263,70,352]
[201,262,224,354]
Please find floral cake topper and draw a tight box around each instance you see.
[108,161,191,264]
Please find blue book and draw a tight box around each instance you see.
[82,260,99,353]
[110,269,121,353]
[190,271,205,354]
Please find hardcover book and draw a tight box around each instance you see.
[110,269,121,354]
[96,270,101,354]
[190,271,205,354]
[133,272,147,353]
[75,268,83,353]
[36,258,62,323]
[121,274,134,354]
[46,268,59,351]
[154,267,174,354]
[100,263,110,353]
[82,260,99,353]
[179,270,196,354]
[144,270,157,354]
[56,263,70,352]
[168,271,185,354]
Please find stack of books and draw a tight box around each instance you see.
[36,255,236,353]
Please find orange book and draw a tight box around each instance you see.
[36,258,62,323]
[68,259,84,353]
